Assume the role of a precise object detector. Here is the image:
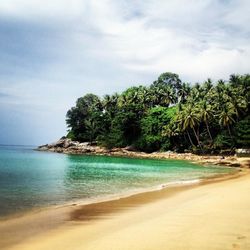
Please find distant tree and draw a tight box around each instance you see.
[152,72,181,90]
[65,72,250,153]
[66,94,103,142]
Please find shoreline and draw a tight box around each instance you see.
[0,153,241,222]
[37,138,250,168]
[0,168,246,249]
[0,165,239,221]
[1,170,250,250]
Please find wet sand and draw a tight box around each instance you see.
[1,170,250,250]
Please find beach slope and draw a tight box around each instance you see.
[6,173,250,250]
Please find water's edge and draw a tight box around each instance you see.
[0,145,240,220]
[0,167,245,250]
[0,166,241,222]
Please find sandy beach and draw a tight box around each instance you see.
[0,170,249,250]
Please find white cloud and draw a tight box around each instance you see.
[1,0,249,89]
[80,0,250,81]
[0,0,250,144]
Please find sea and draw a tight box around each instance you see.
[0,145,236,218]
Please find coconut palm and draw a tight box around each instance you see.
[229,74,240,88]
[182,105,201,145]
[151,85,177,107]
[177,82,191,103]
[229,89,247,119]
[240,74,250,110]
[189,83,202,102]
[203,78,213,97]
[218,103,236,138]
[103,94,112,111]
[198,100,214,142]
[175,109,195,147]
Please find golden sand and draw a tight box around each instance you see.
[1,170,250,250]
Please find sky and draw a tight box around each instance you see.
[0,0,250,145]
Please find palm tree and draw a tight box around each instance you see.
[229,89,247,119]
[198,101,214,142]
[189,83,202,102]
[240,74,250,110]
[150,85,177,107]
[103,94,112,111]
[136,86,151,111]
[239,74,250,97]
[216,79,226,95]
[175,104,201,148]
[212,80,228,111]
[183,105,201,144]
[229,74,240,88]
[203,78,213,97]
[144,88,155,109]
[118,94,129,107]
[175,110,195,147]
[177,82,191,103]
[85,118,98,144]
[218,103,236,138]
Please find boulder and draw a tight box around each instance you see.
[124,145,137,151]
[64,139,74,148]
[49,139,65,148]
[236,149,250,157]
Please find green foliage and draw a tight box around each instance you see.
[213,131,234,149]
[160,139,171,151]
[135,106,176,152]
[135,135,162,153]
[141,107,174,135]
[235,116,250,148]
[152,72,181,90]
[66,130,76,141]
[65,73,250,153]
[66,93,103,142]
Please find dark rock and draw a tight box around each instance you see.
[88,141,98,146]
[229,163,241,167]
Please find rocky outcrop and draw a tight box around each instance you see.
[37,138,250,168]
[37,138,109,154]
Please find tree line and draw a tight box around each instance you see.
[66,72,250,154]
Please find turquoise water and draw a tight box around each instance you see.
[0,145,235,218]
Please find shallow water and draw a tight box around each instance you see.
[0,145,235,217]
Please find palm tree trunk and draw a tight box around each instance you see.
[192,127,199,145]
[187,130,195,147]
[227,124,233,140]
[192,127,204,153]
[183,133,188,146]
[206,121,213,142]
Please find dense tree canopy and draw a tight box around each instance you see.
[66,73,250,154]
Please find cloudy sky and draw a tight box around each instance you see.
[0,0,249,145]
